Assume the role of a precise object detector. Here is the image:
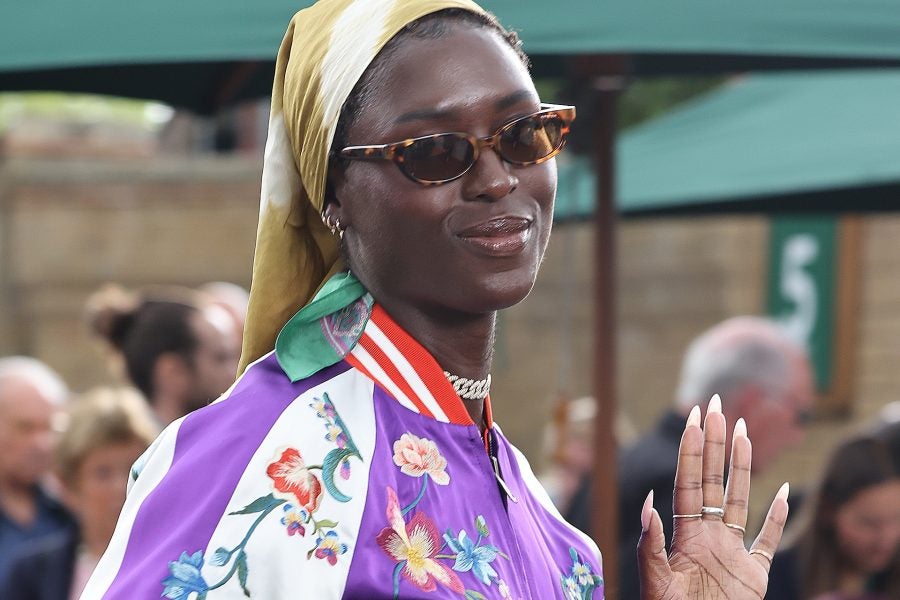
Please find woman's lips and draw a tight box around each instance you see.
[456,217,533,256]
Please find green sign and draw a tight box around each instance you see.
[766,215,837,391]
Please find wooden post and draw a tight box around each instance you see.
[573,54,627,600]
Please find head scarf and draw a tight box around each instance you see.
[239,0,486,373]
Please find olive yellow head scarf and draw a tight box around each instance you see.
[239,0,487,373]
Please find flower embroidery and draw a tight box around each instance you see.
[377,486,464,594]
[162,551,209,600]
[392,433,450,485]
[498,579,512,599]
[313,530,348,566]
[325,422,347,448]
[161,394,363,597]
[309,393,360,498]
[563,575,581,600]
[267,448,323,513]
[572,560,594,587]
[444,530,500,584]
[311,396,337,419]
[559,547,603,599]
[383,434,510,598]
[281,503,308,537]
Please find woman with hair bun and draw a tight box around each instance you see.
[86,284,240,425]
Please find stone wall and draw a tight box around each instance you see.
[0,156,260,388]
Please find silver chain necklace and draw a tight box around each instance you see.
[443,371,491,400]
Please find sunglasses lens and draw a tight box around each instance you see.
[400,134,475,182]
[499,114,566,164]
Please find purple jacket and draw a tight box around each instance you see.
[82,304,602,599]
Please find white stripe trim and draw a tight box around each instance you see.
[349,342,419,414]
[365,320,450,423]
[80,350,276,599]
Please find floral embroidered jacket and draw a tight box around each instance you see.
[82,303,602,600]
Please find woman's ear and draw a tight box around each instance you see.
[324,163,349,232]
[325,162,345,209]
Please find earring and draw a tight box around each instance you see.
[323,213,344,238]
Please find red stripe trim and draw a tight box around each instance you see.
[344,352,377,387]
[370,305,473,425]
[358,333,435,419]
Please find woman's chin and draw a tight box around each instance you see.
[464,271,539,313]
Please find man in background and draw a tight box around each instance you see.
[617,316,815,599]
[0,356,73,582]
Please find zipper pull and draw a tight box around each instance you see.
[491,455,519,503]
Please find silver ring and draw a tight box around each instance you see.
[701,506,725,518]
[672,513,702,519]
[724,522,746,534]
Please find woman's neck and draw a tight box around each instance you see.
[377,299,497,427]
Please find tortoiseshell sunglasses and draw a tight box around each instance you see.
[336,103,576,185]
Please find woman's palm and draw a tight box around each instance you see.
[637,399,790,599]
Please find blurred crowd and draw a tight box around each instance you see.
[542,317,900,600]
[0,282,245,599]
[1,287,898,599]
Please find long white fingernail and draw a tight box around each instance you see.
[687,405,701,428]
[641,490,654,531]
[708,393,722,414]
[734,417,747,438]
[776,482,790,501]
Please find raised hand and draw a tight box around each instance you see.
[637,395,790,599]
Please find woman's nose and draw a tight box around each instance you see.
[461,145,518,201]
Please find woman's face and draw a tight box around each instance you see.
[833,479,900,574]
[66,439,148,549]
[331,24,556,317]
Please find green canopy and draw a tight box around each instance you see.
[554,69,900,219]
[6,0,900,67]
[3,1,900,111]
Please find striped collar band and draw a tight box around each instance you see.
[345,304,492,428]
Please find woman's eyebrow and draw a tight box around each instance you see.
[393,90,536,124]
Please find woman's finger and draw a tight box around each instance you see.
[637,490,674,600]
[723,417,752,536]
[672,405,703,529]
[749,482,790,573]
[701,394,727,512]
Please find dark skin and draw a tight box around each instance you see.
[327,26,555,427]
[326,23,789,599]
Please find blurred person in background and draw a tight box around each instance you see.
[85,284,241,426]
[873,402,900,464]
[765,433,900,599]
[539,395,638,531]
[198,281,250,346]
[618,316,814,599]
[0,357,73,585]
[540,395,598,515]
[0,387,159,600]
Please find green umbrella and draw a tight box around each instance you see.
[554,69,900,219]
[3,1,900,112]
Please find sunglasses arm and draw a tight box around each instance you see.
[338,144,394,161]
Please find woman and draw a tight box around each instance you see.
[82,1,788,598]
[0,387,158,600]
[86,284,240,425]
[766,434,900,600]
